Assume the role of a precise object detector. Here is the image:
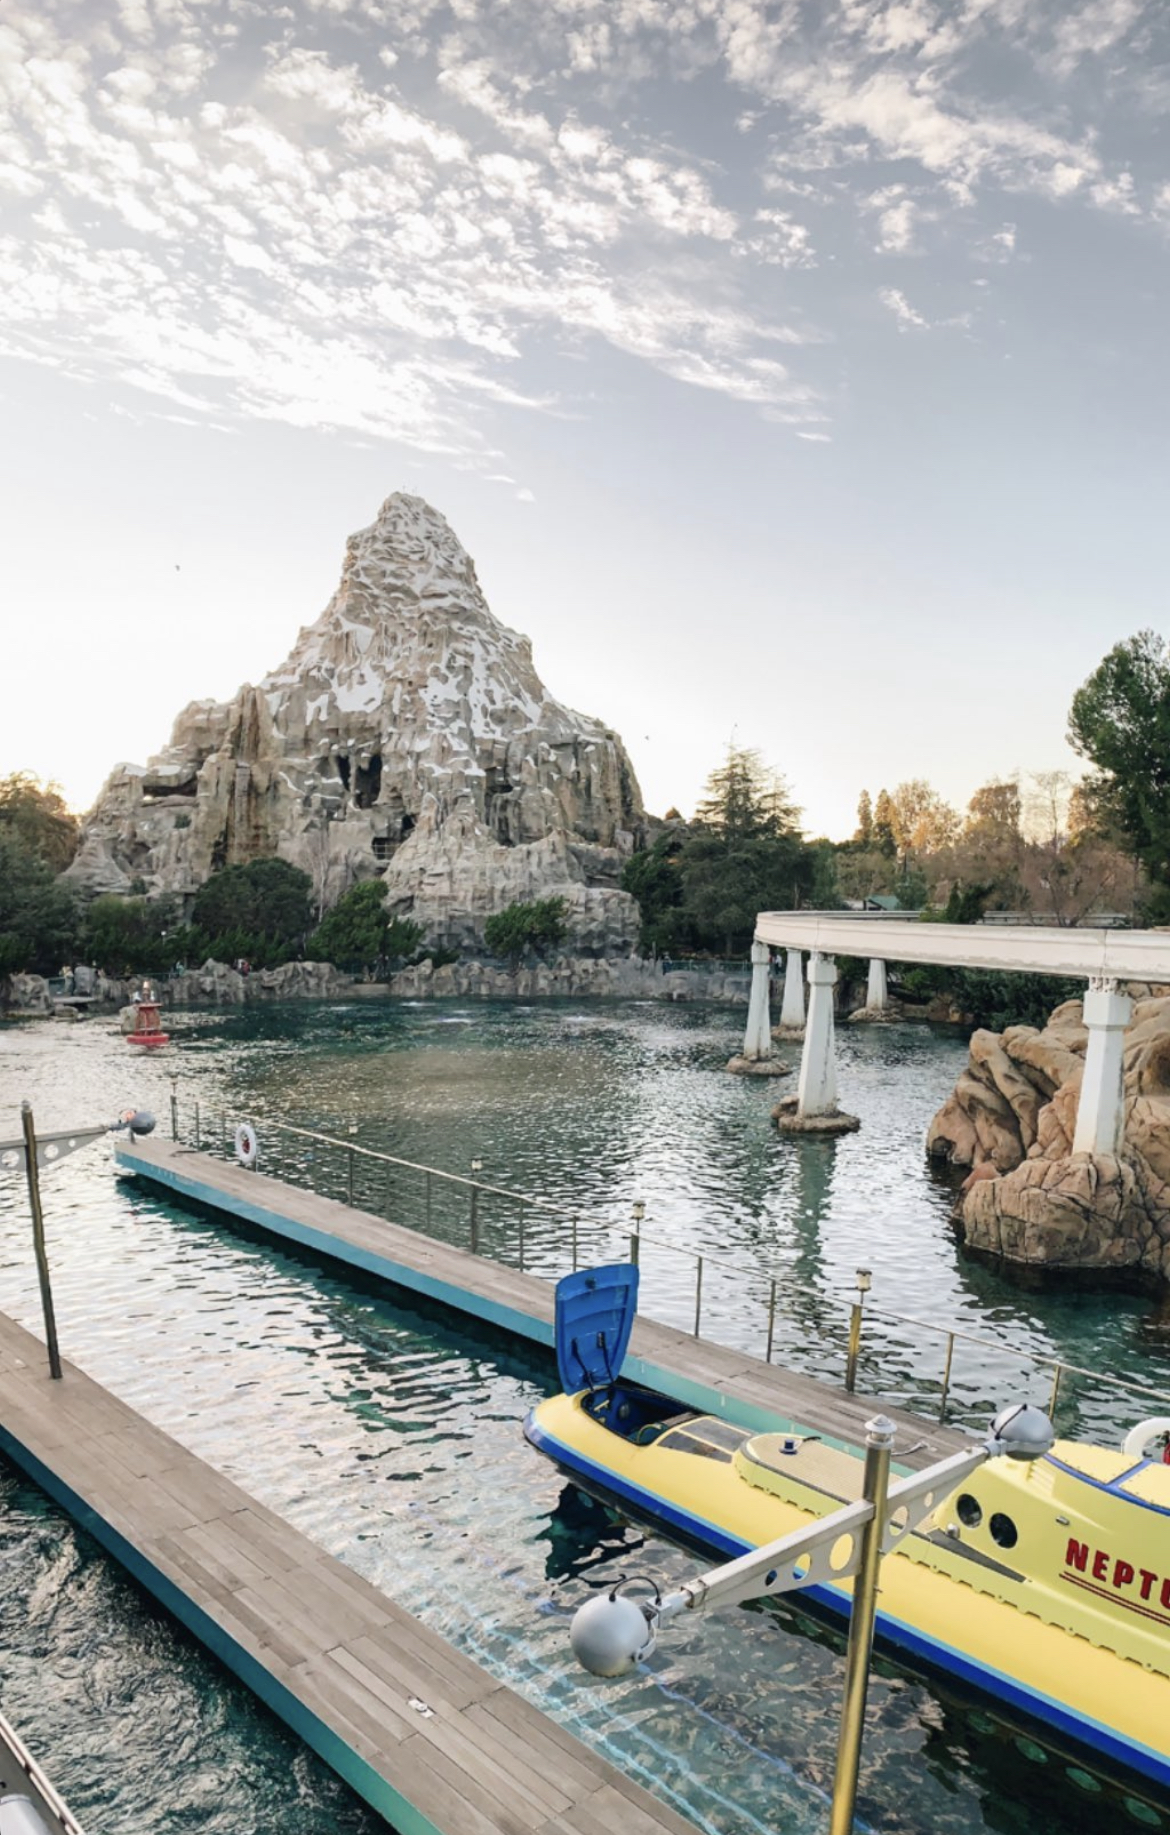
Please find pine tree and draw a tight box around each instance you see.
[872,788,897,858]
[855,790,873,844]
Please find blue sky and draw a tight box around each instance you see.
[2,0,1167,837]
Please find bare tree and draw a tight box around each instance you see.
[305,815,339,923]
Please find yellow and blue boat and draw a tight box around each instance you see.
[524,1265,1170,1795]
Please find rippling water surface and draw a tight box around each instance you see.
[1,998,1168,1835]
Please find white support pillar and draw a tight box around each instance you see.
[742,939,773,1062]
[780,949,805,1029]
[797,953,839,1117]
[866,958,889,1012]
[1072,979,1132,1157]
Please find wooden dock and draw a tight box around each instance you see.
[115,1135,967,1466]
[0,1308,701,1835]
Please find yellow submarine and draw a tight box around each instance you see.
[524,1265,1170,1795]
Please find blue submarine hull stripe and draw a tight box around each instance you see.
[523,1412,1170,1796]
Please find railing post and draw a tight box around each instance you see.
[844,1267,872,1393]
[470,1185,479,1255]
[766,1279,777,1363]
[938,1332,955,1424]
[347,1146,354,1206]
[1049,1362,1063,1420]
[518,1201,525,1273]
[693,1256,704,1338]
[384,1163,393,1217]
[21,1103,62,1380]
[629,1232,640,1267]
[194,1102,201,1150]
[425,1169,432,1232]
[571,1217,578,1272]
[170,1079,178,1142]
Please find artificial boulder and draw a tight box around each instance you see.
[928,992,1170,1284]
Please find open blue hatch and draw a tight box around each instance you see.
[555,1264,640,1396]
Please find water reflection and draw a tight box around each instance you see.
[1,1000,1168,1834]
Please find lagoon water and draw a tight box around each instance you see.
[1,998,1167,1834]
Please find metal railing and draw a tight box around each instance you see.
[171,1100,1170,1438]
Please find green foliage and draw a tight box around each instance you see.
[192,858,312,958]
[942,882,992,924]
[0,831,81,975]
[385,915,425,962]
[484,897,569,961]
[621,833,693,955]
[1069,630,1170,915]
[84,894,181,974]
[0,772,79,871]
[306,881,423,972]
[895,963,1081,1031]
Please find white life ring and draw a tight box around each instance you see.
[235,1122,260,1170]
[1121,1416,1170,1458]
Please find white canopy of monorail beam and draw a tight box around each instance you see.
[754,914,1170,1145]
[754,914,1170,983]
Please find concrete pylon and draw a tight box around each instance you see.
[780,949,805,1029]
[797,953,838,1115]
[866,959,889,1011]
[743,940,773,1061]
[775,952,860,1134]
[1072,981,1132,1156]
[727,941,792,1077]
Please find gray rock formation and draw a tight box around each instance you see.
[927,990,1170,1284]
[68,494,647,952]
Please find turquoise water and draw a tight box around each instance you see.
[2,999,1168,1833]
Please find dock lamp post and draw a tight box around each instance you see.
[568,1402,1054,1835]
[0,1104,156,1379]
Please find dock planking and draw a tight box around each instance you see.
[116,1135,969,1467]
[0,1309,701,1835]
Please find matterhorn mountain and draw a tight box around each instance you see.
[69,494,648,952]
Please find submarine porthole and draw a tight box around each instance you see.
[989,1511,1018,1549]
[956,1493,982,1528]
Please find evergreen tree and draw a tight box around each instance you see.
[1069,630,1170,917]
[872,788,897,857]
[854,790,873,844]
[192,858,312,961]
[682,745,809,952]
[0,831,81,974]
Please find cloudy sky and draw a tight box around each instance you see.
[2,0,1167,836]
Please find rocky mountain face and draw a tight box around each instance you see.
[927,989,1170,1284]
[68,494,647,951]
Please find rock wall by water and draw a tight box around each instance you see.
[67,493,647,954]
[927,989,1170,1284]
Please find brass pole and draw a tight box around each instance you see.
[844,1301,864,1393]
[21,1103,63,1380]
[827,1413,894,1835]
[938,1332,955,1424]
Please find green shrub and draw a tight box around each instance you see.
[484,897,568,961]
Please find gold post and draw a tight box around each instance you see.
[844,1267,871,1393]
[938,1331,956,1424]
[21,1103,63,1380]
[828,1412,894,1835]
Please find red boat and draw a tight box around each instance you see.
[127,992,169,1050]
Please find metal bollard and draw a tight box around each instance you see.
[693,1256,704,1338]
